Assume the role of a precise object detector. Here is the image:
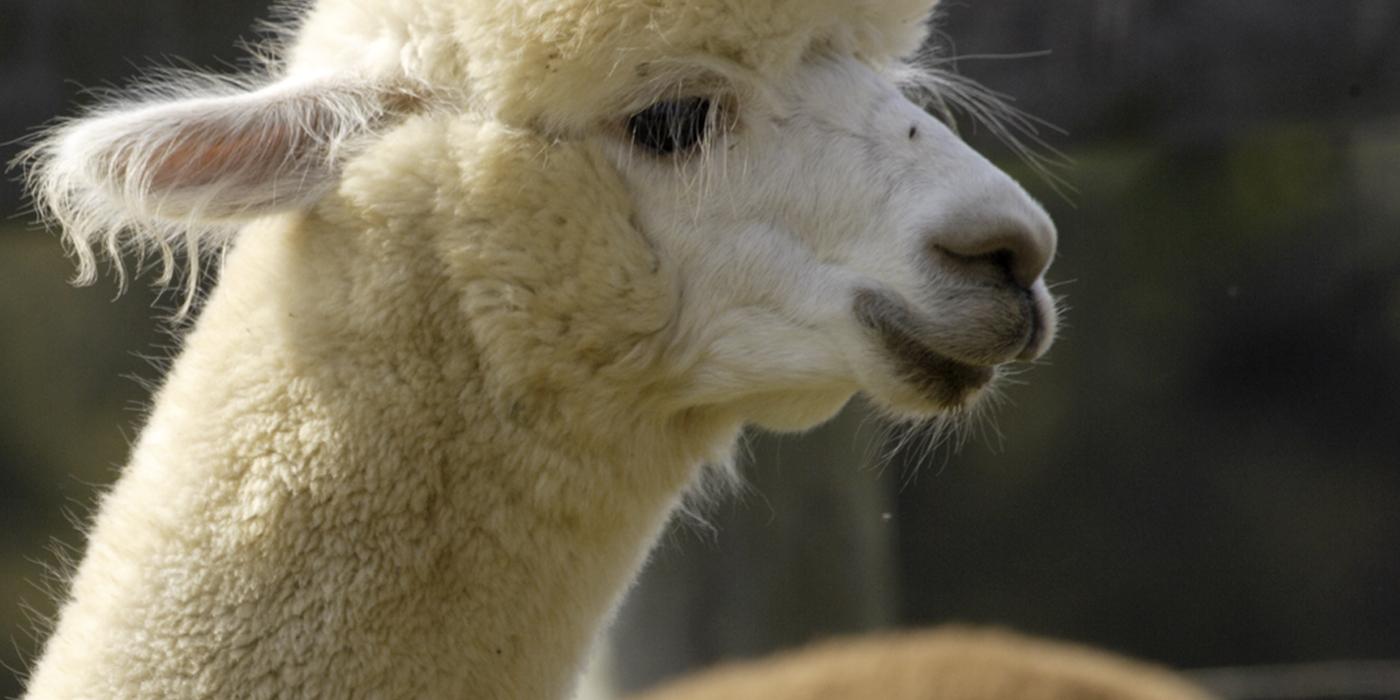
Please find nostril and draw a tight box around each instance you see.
[929,216,1055,290]
[934,246,1018,285]
[987,249,1015,283]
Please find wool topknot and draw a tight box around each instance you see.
[289,0,943,131]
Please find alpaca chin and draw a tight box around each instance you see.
[743,390,855,434]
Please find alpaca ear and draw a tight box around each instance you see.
[35,76,418,224]
[25,75,421,292]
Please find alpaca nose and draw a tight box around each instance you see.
[928,192,1056,290]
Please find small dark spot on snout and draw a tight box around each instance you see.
[908,125,919,140]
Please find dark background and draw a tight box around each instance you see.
[3,2,1398,698]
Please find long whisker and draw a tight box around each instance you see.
[898,52,1077,203]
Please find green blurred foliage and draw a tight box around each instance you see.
[885,122,1400,667]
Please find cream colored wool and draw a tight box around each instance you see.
[21,0,1066,698]
[288,0,936,129]
[634,628,1219,700]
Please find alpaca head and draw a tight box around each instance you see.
[603,56,1058,428]
[28,0,1056,436]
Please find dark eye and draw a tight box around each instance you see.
[626,97,712,155]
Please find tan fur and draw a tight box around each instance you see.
[26,109,712,699]
[634,628,1218,700]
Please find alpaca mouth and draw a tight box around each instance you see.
[853,289,999,407]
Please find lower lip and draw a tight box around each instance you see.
[1016,293,1044,361]
[898,346,996,406]
[854,289,997,406]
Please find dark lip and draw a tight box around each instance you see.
[1015,289,1042,361]
[853,289,997,407]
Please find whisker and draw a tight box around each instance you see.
[898,52,1077,203]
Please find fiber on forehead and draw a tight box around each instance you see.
[292,0,940,130]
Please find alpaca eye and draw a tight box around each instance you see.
[626,97,712,155]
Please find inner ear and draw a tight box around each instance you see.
[64,78,421,222]
[134,112,312,194]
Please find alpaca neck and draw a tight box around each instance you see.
[26,219,727,700]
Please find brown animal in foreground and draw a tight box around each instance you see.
[635,628,1217,700]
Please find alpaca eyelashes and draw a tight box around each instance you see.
[626,97,712,155]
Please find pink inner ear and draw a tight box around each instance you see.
[76,81,423,222]
[144,121,302,191]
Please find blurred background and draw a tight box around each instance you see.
[1,2,1397,698]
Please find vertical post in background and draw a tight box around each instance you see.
[610,403,900,695]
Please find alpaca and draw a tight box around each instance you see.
[20,0,1059,697]
[631,628,1218,700]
